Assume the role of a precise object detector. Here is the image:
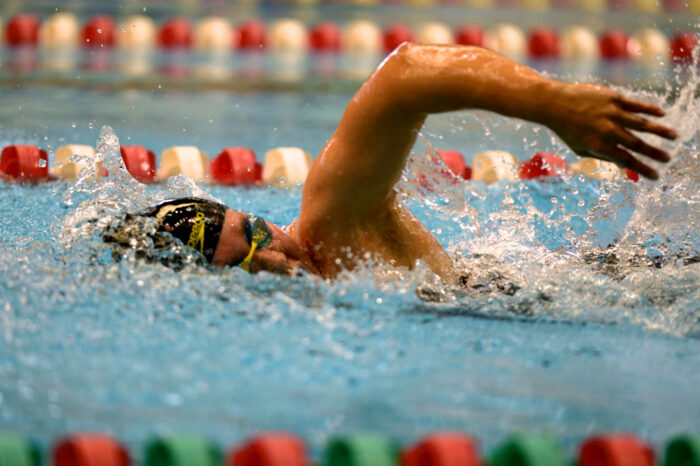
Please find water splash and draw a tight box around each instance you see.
[394,54,699,337]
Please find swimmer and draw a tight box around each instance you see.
[108,43,678,281]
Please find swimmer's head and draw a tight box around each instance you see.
[104,199,317,275]
[214,209,318,275]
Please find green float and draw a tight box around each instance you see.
[0,434,40,466]
[665,435,700,466]
[144,435,220,466]
[325,434,399,466]
[490,434,568,466]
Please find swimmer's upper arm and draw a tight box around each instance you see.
[301,43,557,223]
[299,45,427,224]
[299,42,676,227]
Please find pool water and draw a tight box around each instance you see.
[0,59,699,460]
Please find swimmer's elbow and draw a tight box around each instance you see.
[361,42,501,117]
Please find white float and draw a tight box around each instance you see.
[630,28,670,65]
[350,0,381,5]
[194,17,233,53]
[560,26,599,60]
[158,146,209,181]
[262,147,313,186]
[576,0,606,11]
[405,0,437,7]
[521,0,551,10]
[116,15,156,50]
[53,145,102,180]
[343,20,382,54]
[486,24,526,60]
[461,0,495,8]
[471,150,518,184]
[267,19,308,52]
[570,158,620,180]
[416,22,454,45]
[39,13,79,48]
[632,0,660,13]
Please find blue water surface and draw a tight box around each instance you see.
[0,83,698,462]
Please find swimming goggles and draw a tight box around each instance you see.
[236,214,273,272]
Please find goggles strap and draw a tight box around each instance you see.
[238,240,259,272]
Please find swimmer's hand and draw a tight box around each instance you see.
[547,83,678,180]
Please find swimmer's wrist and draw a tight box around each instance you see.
[532,80,569,127]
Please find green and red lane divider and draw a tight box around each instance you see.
[0,143,640,187]
[1,431,698,466]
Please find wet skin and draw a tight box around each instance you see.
[216,43,678,280]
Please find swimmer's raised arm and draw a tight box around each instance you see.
[301,43,677,222]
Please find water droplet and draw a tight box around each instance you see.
[97,28,102,34]
[38,159,47,167]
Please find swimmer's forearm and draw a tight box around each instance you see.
[373,43,564,126]
[369,43,676,180]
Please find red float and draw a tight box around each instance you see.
[625,169,639,182]
[81,15,116,48]
[210,147,262,185]
[229,433,308,466]
[670,32,698,64]
[236,21,267,50]
[519,152,568,179]
[456,26,486,47]
[54,433,130,466]
[599,30,630,60]
[4,14,39,46]
[438,150,470,179]
[158,18,193,49]
[402,432,480,466]
[464,166,472,180]
[383,24,414,53]
[528,28,560,59]
[120,146,157,183]
[310,22,342,52]
[0,145,49,180]
[579,434,655,466]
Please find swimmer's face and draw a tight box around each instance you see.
[213,210,317,275]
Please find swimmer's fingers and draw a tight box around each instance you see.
[615,113,678,141]
[606,146,659,180]
[615,96,666,117]
[611,128,672,163]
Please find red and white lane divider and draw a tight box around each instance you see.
[2,13,698,66]
[0,143,638,186]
